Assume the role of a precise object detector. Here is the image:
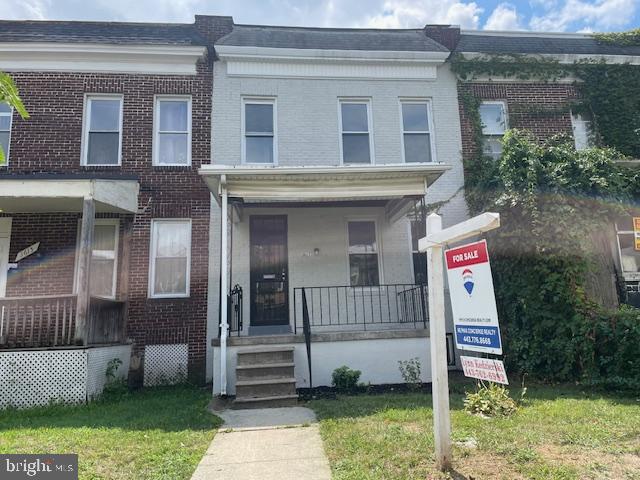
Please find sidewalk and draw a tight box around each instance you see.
[191,407,332,480]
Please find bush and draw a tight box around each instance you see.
[464,383,518,417]
[331,366,361,393]
[398,357,422,390]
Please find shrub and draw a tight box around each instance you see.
[464,382,518,417]
[398,357,422,390]
[331,366,361,393]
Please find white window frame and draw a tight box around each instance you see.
[345,217,384,288]
[479,100,508,136]
[153,95,192,166]
[148,218,192,299]
[570,110,593,151]
[73,218,120,299]
[241,97,277,165]
[615,220,640,281]
[81,94,124,167]
[399,98,437,163]
[338,98,375,165]
[0,103,13,165]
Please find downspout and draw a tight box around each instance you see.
[219,175,229,396]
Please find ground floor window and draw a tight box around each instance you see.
[616,217,640,279]
[347,220,380,287]
[149,219,191,298]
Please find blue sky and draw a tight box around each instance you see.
[4,0,639,32]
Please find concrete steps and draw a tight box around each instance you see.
[233,347,298,409]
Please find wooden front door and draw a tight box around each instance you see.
[250,215,289,326]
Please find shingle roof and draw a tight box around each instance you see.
[217,24,449,52]
[0,20,206,46]
[456,32,640,56]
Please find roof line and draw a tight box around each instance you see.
[232,23,426,33]
[0,18,199,27]
[461,29,594,39]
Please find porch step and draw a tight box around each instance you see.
[231,394,299,409]
[233,347,298,409]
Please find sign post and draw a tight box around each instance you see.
[419,212,500,471]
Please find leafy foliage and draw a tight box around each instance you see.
[463,382,518,417]
[331,365,362,393]
[398,357,422,390]
[594,29,640,46]
[0,71,29,164]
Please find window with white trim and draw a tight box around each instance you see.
[243,99,275,164]
[348,220,380,287]
[340,100,373,164]
[150,219,191,297]
[570,111,594,151]
[615,217,640,279]
[154,96,191,166]
[401,100,433,163]
[479,101,508,160]
[0,102,12,164]
[82,95,123,166]
[75,219,119,298]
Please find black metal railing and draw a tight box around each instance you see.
[228,284,243,335]
[293,284,428,333]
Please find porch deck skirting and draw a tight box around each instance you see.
[212,329,432,395]
[0,344,131,409]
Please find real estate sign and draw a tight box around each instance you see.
[634,217,640,251]
[445,240,502,354]
[460,356,509,385]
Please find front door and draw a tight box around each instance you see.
[250,215,289,326]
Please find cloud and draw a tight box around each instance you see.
[530,0,637,31]
[362,0,484,29]
[484,3,522,30]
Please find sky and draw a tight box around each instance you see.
[2,0,639,33]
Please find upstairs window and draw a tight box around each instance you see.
[571,111,594,151]
[149,219,191,298]
[83,95,123,166]
[348,220,380,287]
[0,103,12,164]
[479,101,508,160]
[243,99,276,164]
[340,100,373,164]
[154,96,191,166]
[401,100,434,163]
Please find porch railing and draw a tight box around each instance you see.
[219,284,243,337]
[293,284,428,333]
[0,295,127,348]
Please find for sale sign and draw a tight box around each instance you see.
[460,356,508,385]
[445,240,502,354]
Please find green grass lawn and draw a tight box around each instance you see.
[310,378,640,480]
[0,386,221,480]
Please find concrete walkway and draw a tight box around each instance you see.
[191,407,332,480]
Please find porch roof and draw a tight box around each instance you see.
[199,163,450,203]
[0,174,140,213]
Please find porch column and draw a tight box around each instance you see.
[75,196,95,345]
[118,217,133,342]
[219,177,229,395]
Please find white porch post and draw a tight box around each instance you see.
[219,176,229,396]
[426,213,452,470]
[75,196,95,345]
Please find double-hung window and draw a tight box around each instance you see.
[75,219,119,299]
[243,99,276,164]
[0,102,12,164]
[401,100,434,163]
[82,95,123,166]
[340,100,373,164]
[479,101,508,160]
[149,219,191,298]
[347,220,380,287]
[154,96,191,166]
[570,111,594,151]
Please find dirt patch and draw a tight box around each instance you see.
[538,444,640,479]
[444,451,527,480]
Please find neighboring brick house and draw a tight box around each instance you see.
[0,16,233,392]
[450,29,640,307]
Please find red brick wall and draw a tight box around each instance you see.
[458,82,579,161]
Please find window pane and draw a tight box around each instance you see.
[0,115,11,130]
[246,136,274,164]
[402,103,429,132]
[87,132,119,165]
[404,133,431,163]
[156,222,189,258]
[479,103,506,135]
[159,100,188,132]
[245,104,273,134]
[0,103,10,113]
[94,224,116,251]
[571,112,592,151]
[619,234,640,273]
[0,132,9,159]
[154,257,187,294]
[483,136,502,160]
[341,103,368,132]
[348,221,377,253]
[342,134,370,164]
[158,133,188,165]
[349,254,380,286]
[413,252,428,285]
[90,99,120,131]
[616,217,635,232]
[90,258,115,297]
